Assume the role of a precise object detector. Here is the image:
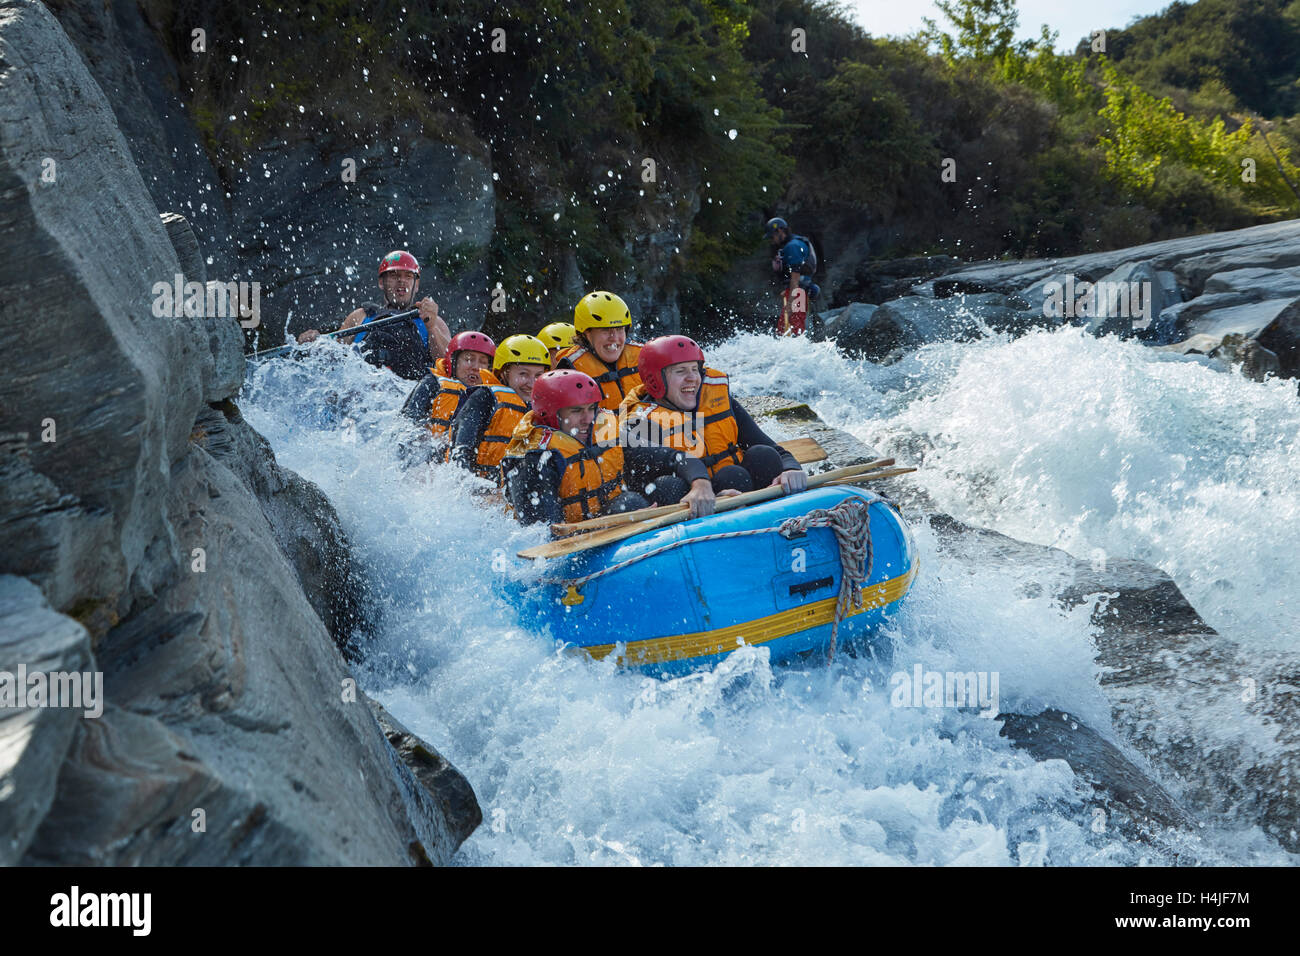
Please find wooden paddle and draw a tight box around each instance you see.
[782,436,827,464]
[520,460,899,560]
[824,466,916,485]
[543,437,828,536]
[549,457,894,536]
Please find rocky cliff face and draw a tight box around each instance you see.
[0,0,477,864]
[47,0,496,344]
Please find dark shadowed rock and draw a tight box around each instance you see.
[999,709,1193,832]
[1254,298,1300,380]
[368,695,483,849]
[231,132,494,340]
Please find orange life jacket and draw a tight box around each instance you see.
[428,368,500,452]
[503,410,626,523]
[559,342,643,411]
[456,384,530,480]
[618,368,743,475]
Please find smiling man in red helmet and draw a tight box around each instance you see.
[620,334,807,519]
[299,250,452,380]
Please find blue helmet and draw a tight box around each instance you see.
[764,217,788,238]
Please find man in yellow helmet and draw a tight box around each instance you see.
[449,334,551,481]
[554,291,643,411]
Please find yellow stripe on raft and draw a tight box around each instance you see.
[581,561,919,665]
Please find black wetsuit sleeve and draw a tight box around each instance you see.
[734,401,800,472]
[449,386,494,471]
[623,444,695,488]
[555,354,576,371]
[504,449,565,526]
[400,374,437,424]
[672,449,710,485]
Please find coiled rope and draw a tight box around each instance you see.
[776,496,873,660]
[557,496,874,662]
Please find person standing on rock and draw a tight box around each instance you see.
[298,250,452,380]
[765,217,820,337]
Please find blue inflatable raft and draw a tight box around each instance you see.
[516,486,918,675]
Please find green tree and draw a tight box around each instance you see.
[921,0,1022,62]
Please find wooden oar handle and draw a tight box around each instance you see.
[520,459,904,560]
[547,457,896,536]
[823,467,916,485]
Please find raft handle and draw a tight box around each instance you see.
[789,576,834,598]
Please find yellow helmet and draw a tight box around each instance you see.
[574,291,631,332]
[493,334,550,371]
[537,322,577,351]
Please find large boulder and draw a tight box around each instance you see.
[1015,262,1180,339]
[1254,298,1300,380]
[933,516,1300,852]
[188,401,371,656]
[838,295,988,360]
[1085,261,1181,339]
[820,301,878,345]
[1169,297,1296,345]
[0,0,475,864]
[1175,243,1300,295]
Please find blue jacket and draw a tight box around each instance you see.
[777,236,818,276]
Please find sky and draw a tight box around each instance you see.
[843,0,1178,52]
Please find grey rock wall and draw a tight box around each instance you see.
[0,0,476,865]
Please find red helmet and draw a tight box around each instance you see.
[530,369,600,428]
[446,330,496,365]
[638,335,705,400]
[378,250,421,277]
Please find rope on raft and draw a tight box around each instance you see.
[776,496,873,661]
[557,496,874,662]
